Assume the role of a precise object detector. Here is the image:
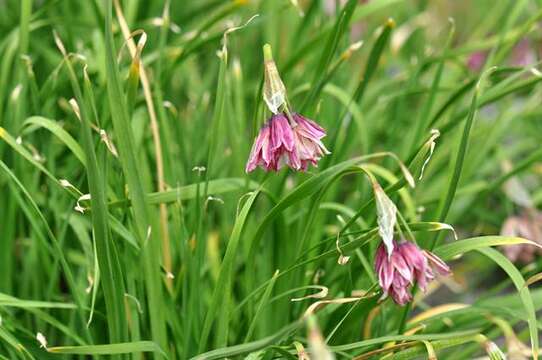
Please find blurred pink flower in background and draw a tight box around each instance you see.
[510,38,537,67]
[467,38,537,72]
[467,51,487,72]
[499,163,542,263]
[500,210,542,263]
[323,0,369,40]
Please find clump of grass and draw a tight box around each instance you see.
[0,0,541,359]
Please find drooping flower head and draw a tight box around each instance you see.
[375,240,451,306]
[245,44,329,173]
[245,114,294,172]
[246,113,330,172]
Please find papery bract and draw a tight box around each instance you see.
[246,113,329,172]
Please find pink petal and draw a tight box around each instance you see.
[378,260,395,292]
[399,242,427,272]
[293,113,326,139]
[391,251,413,284]
[245,126,270,172]
[423,250,451,275]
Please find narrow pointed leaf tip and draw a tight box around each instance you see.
[419,129,440,180]
[373,181,397,256]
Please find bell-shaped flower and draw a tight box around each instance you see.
[246,43,329,173]
[375,240,451,306]
[245,114,295,172]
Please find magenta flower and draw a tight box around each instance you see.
[375,241,451,306]
[375,241,413,305]
[245,114,294,172]
[245,113,329,173]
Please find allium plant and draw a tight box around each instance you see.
[246,44,330,172]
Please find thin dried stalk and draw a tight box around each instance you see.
[113,0,172,289]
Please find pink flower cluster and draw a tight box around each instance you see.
[245,113,329,172]
[375,240,450,305]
